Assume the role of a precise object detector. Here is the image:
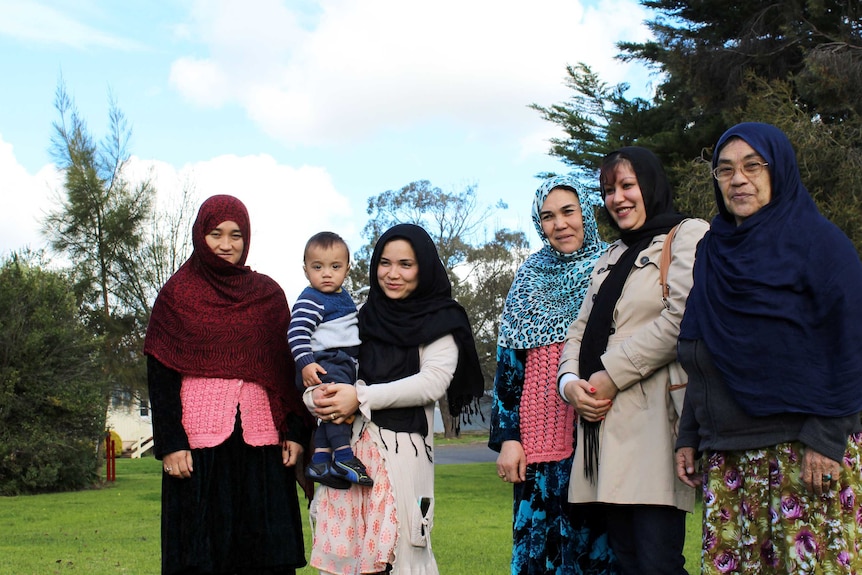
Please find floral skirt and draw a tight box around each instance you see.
[309,427,398,575]
[700,434,862,574]
[511,457,617,575]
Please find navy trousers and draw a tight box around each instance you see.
[604,504,688,575]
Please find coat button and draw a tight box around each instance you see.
[609,327,616,335]
[640,256,649,264]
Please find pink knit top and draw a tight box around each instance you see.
[180,376,279,448]
[520,343,576,464]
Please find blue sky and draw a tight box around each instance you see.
[0,0,653,300]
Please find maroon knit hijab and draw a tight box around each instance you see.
[144,195,302,430]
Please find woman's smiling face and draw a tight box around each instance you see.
[539,187,585,254]
[376,239,419,300]
[715,138,773,225]
[602,160,647,231]
[204,220,244,264]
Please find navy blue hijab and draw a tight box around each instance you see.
[679,122,862,417]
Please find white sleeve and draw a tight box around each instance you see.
[557,372,579,404]
[356,334,458,420]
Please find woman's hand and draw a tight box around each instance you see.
[282,440,304,467]
[162,449,194,479]
[563,378,613,422]
[586,370,618,401]
[311,383,359,424]
[801,447,841,496]
[496,440,526,484]
[675,447,702,488]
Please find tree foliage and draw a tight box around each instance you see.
[45,81,155,320]
[617,0,862,158]
[1,82,197,494]
[43,81,155,399]
[533,0,862,252]
[145,183,197,295]
[457,228,531,377]
[42,80,196,407]
[530,63,651,179]
[0,253,105,495]
[349,181,529,437]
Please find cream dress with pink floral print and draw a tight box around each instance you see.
[306,335,456,575]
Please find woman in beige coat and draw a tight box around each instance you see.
[558,147,707,575]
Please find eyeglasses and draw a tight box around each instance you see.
[712,161,768,181]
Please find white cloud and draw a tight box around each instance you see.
[0,0,146,50]
[169,0,652,146]
[170,153,356,300]
[0,134,60,257]
[168,58,231,108]
[0,136,355,303]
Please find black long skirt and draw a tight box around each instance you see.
[161,415,306,575]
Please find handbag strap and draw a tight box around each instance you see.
[660,223,680,305]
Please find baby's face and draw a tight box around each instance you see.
[304,243,350,294]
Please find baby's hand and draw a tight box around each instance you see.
[302,363,327,387]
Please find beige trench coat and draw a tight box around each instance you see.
[558,218,708,512]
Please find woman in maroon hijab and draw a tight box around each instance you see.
[145,194,312,575]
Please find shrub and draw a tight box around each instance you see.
[0,254,106,495]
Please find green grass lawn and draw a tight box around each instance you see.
[0,456,701,574]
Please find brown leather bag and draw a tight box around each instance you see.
[659,223,687,420]
[659,223,680,309]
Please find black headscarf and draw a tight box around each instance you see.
[579,147,685,481]
[358,224,484,436]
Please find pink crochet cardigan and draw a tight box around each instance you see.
[520,343,576,464]
[180,376,279,448]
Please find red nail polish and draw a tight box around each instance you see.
[590,387,596,393]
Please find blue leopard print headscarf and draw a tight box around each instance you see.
[497,175,606,349]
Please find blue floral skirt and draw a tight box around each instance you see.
[700,434,862,574]
[511,456,617,575]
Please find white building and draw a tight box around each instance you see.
[105,391,154,458]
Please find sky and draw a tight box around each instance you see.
[0,0,654,302]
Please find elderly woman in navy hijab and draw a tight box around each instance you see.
[675,122,862,574]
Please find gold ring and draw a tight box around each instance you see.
[331,414,336,421]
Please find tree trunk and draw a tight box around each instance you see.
[438,396,460,439]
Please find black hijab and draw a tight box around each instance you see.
[358,224,484,436]
[579,147,685,481]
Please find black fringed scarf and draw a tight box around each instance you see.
[579,148,685,482]
[358,224,484,438]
